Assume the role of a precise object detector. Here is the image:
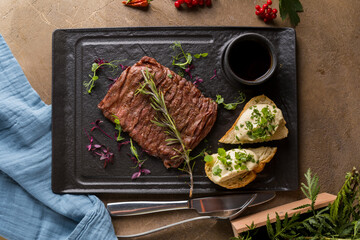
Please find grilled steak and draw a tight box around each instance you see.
[98,56,217,168]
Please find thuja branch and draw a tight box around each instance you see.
[136,69,194,198]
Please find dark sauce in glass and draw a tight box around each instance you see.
[228,40,271,81]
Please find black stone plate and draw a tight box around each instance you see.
[52,27,298,197]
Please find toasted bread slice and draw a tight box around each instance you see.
[205,147,277,189]
[219,95,288,144]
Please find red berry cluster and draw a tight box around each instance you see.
[174,0,212,8]
[255,0,278,23]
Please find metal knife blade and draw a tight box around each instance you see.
[107,192,275,217]
[191,192,275,214]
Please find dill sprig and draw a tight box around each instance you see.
[136,69,194,198]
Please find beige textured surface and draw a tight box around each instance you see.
[1,0,359,239]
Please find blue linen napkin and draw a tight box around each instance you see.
[0,35,117,240]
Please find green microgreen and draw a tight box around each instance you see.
[215,92,246,110]
[83,59,124,94]
[112,115,125,142]
[129,139,150,179]
[170,42,193,70]
[170,42,208,69]
[194,53,208,58]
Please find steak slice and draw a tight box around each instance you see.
[98,56,217,168]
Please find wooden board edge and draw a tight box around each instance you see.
[231,192,337,236]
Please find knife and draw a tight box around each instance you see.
[107,192,275,217]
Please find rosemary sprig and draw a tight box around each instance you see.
[136,69,194,198]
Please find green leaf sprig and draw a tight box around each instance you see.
[279,0,303,27]
[129,138,146,167]
[194,53,208,59]
[170,42,193,70]
[170,42,208,71]
[215,92,246,110]
[112,115,125,142]
[136,69,195,198]
[83,60,123,94]
[233,167,360,240]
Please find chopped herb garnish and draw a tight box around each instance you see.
[204,155,213,163]
[213,165,222,177]
[168,74,173,79]
[245,105,278,141]
[235,125,239,130]
[215,92,246,110]
[217,148,226,157]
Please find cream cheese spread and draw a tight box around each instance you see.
[235,104,284,142]
[210,148,259,183]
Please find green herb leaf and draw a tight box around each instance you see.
[217,148,226,157]
[170,42,193,70]
[84,59,125,94]
[212,165,222,177]
[204,155,213,163]
[194,53,208,58]
[301,168,320,214]
[112,115,125,142]
[215,92,246,110]
[279,0,303,27]
[91,63,99,72]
